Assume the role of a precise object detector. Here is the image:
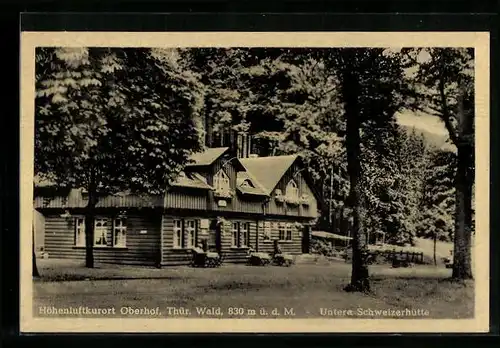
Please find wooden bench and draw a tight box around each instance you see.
[191,249,223,268]
[248,252,272,266]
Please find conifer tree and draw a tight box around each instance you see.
[407,47,475,279]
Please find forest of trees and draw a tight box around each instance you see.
[35,46,475,289]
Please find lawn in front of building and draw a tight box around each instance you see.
[33,259,473,319]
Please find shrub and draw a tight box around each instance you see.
[310,238,344,258]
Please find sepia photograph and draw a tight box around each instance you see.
[20,32,489,333]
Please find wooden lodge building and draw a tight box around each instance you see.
[33,133,321,267]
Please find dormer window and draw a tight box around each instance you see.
[285,179,300,205]
[214,169,232,198]
[240,179,254,188]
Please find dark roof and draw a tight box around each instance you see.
[187,147,230,167]
[239,155,299,195]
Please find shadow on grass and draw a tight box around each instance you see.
[202,281,277,292]
[366,274,474,317]
[371,275,473,286]
[437,277,475,285]
[34,275,190,282]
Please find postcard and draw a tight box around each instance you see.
[20,30,490,333]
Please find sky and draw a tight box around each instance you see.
[395,110,448,136]
[392,49,456,151]
[395,110,456,152]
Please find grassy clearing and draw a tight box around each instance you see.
[33,259,473,319]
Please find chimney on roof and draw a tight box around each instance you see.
[208,126,254,158]
[235,132,253,158]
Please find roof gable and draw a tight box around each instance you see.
[170,171,213,190]
[187,147,230,167]
[236,171,268,196]
[239,155,299,195]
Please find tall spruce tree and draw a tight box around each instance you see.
[361,126,428,246]
[323,48,414,292]
[407,47,475,279]
[417,147,456,242]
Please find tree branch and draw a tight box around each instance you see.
[438,74,459,146]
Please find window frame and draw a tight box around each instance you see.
[173,219,183,249]
[74,216,129,248]
[173,219,199,249]
[94,218,109,247]
[75,217,86,247]
[230,221,252,248]
[262,221,272,242]
[185,219,197,249]
[231,222,239,247]
[214,169,231,194]
[278,222,286,241]
[240,222,250,247]
[285,179,300,201]
[285,223,293,241]
[113,218,127,248]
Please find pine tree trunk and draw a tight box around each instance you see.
[341,59,370,293]
[452,83,474,280]
[452,143,474,279]
[85,170,99,268]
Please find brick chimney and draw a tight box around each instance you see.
[205,123,254,159]
[236,132,252,158]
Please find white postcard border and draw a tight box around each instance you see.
[20,31,490,333]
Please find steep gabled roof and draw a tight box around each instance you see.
[187,147,230,167]
[236,172,268,196]
[170,171,213,190]
[239,155,299,195]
